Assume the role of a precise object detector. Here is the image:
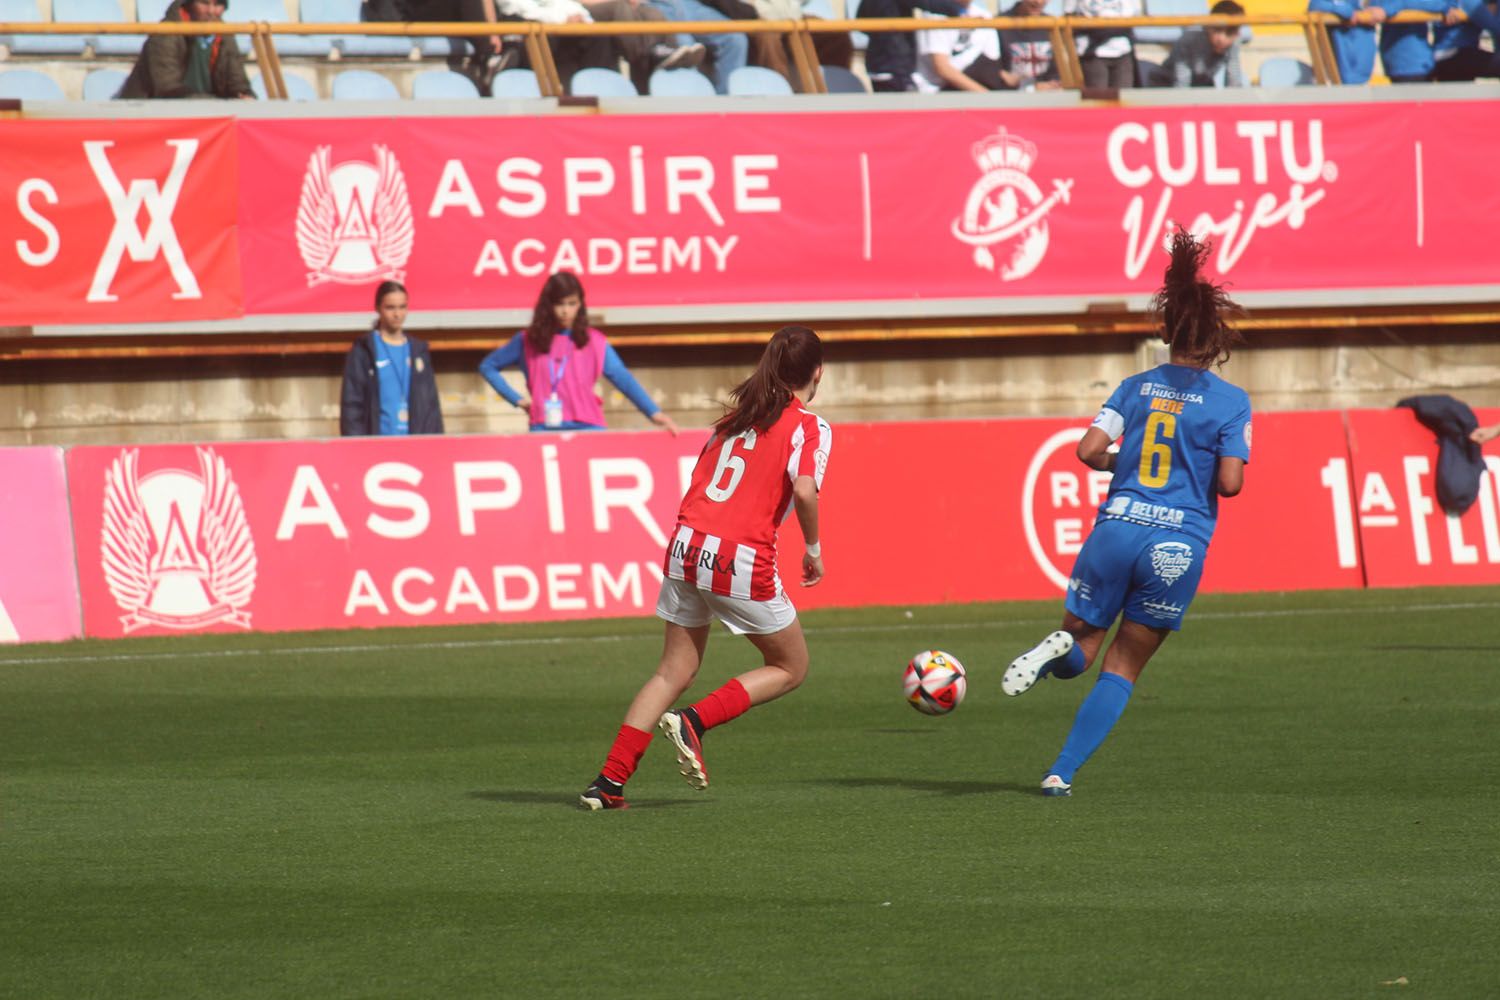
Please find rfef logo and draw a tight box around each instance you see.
[101,448,256,632]
[296,144,414,286]
[951,129,1073,282]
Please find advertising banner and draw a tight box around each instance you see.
[230,102,1497,317]
[64,409,1366,639]
[1345,407,1500,588]
[0,448,82,643]
[0,118,242,327]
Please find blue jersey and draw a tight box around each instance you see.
[1091,364,1251,546]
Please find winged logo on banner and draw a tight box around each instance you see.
[296,144,414,286]
[101,448,152,617]
[197,447,257,614]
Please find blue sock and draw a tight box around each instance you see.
[1049,672,1134,783]
[1050,644,1087,680]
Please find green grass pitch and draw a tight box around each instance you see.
[3,587,1498,999]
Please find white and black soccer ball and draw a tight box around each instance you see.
[903,650,967,716]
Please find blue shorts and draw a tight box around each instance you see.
[1063,519,1207,632]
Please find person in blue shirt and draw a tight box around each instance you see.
[1377,0,1450,80]
[1307,0,1385,84]
[339,281,444,437]
[1001,230,1252,798]
[1433,0,1500,80]
[479,272,679,434]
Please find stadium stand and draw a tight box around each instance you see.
[1135,0,1205,45]
[648,65,716,96]
[251,68,318,98]
[1257,54,1314,85]
[412,67,481,97]
[820,63,868,91]
[331,67,401,98]
[489,66,542,96]
[55,0,141,55]
[1,0,86,54]
[80,63,125,97]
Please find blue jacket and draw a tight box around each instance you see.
[1432,0,1500,54]
[1397,394,1485,516]
[1377,0,1449,77]
[1308,0,1379,82]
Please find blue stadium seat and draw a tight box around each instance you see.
[569,66,638,97]
[82,66,128,100]
[727,65,793,95]
[412,68,480,98]
[307,0,414,56]
[54,0,144,55]
[820,64,867,93]
[1136,0,1205,45]
[331,68,401,99]
[847,0,866,52]
[490,67,541,97]
[0,68,66,99]
[135,0,170,19]
[204,0,327,56]
[1258,56,1314,87]
[648,67,715,96]
[0,0,87,55]
[251,70,319,99]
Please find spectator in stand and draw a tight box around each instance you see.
[480,272,680,434]
[1065,0,1141,89]
[1158,0,1246,86]
[1433,0,1500,80]
[645,0,752,94]
[1308,0,1384,84]
[368,0,510,92]
[1000,0,1063,90]
[861,0,967,93]
[117,0,253,99]
[498,0,708,91]
[914,2,1006,91]
[1377,0,1448,81]
[341,282,444,437]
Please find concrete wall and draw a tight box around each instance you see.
[5,324,1500,446]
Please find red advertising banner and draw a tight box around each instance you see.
[232,102,1497,317]
[63,410,1359,640]
[1345,407,1500,588]
[0,448,82,643]
[0,118,242,326]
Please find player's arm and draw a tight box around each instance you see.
[793,474,823,587]
[1216,456,1245,496]
[1076,426,1118,473]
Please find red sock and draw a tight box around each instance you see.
[689,678,752,733]
[600,725,653,787]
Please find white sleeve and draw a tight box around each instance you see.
[1091,406,1125,440]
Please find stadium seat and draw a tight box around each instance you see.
[1258,56,1314,87]
[1136,0,1205,45]
[727,65,793,95]
[569,66,638,97]
[251,70,319,99]
[648,67,716,97]
[412,68,480,98]
[847,0,866,52]
[81,66,128,100]
[1135,56,1163,87]
[331,68,401,99]
[820,64,867,93]
[307,0,413,57]
[54,0,144,55]
[0,67,66,99]
[490,67,541,97]
[135,0,170,19]
[0,0,87,55]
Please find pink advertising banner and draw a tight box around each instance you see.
[62,409,1367,640]
[0,448,82,643]
[233,102,1498,316]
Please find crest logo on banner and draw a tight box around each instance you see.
[951,129,1074,282]
[296,144,414,286]
[101,448,256,632]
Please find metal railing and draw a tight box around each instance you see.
[0,10,1474,98]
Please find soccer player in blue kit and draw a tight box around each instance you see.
[1002,230,1251,797]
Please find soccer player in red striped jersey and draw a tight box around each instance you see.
[580,326,831,810]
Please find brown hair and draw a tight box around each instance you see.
[714,325,823,439]
[1150,229,1245,370]
[525,272,590,353]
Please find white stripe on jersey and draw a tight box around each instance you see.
[1093,406,1125,439]
[731,543,755,599]
[667,524,694,579]
[781,413,833,524]
[696,533,723,591]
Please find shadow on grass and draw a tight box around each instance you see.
[466,790,703,810]
[810,776,1037,797]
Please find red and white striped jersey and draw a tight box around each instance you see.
[665,398,831,600]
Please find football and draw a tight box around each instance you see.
[903,650,967,715]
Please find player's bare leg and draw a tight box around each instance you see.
[1042,618,1169,796]
[735,618,811,705]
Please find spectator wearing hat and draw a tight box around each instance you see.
[118,0,253,99]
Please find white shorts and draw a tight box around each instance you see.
[655,577,798,636]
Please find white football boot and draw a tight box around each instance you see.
[1002,630,1075,697]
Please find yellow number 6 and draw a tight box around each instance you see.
[1139,411,1175,488]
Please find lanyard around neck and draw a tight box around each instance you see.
[376,333,411,401]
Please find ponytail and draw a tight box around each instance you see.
[714,326,822,439]
[1150,229,1245,370]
